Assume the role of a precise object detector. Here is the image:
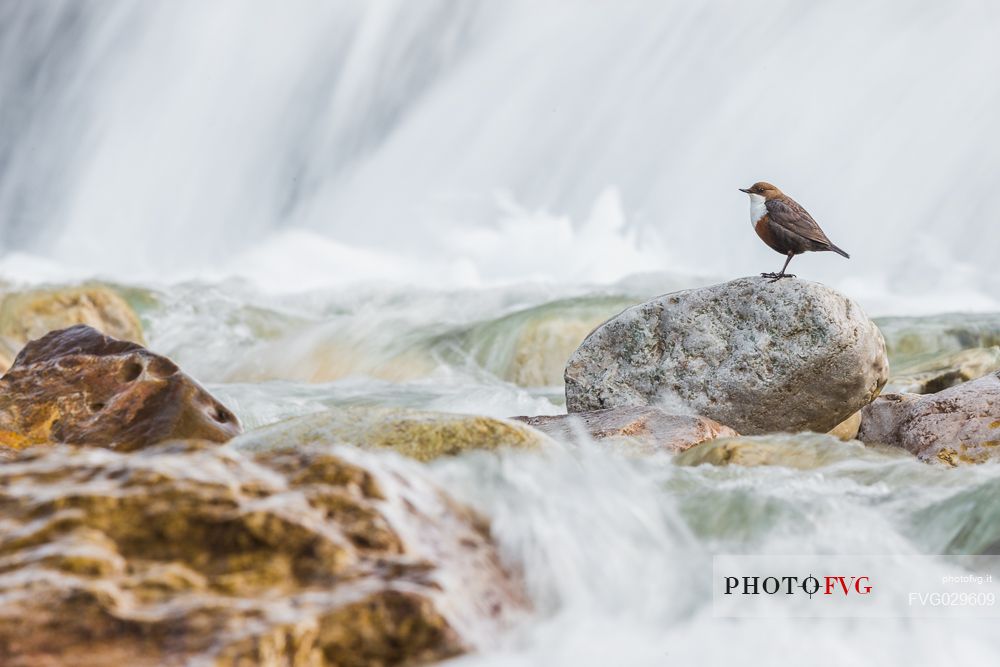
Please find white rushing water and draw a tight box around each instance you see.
[2,0,1000,311]
[3,2,1000,665]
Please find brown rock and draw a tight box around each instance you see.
[0,285,145,371]
[0,440,525,666]
[857,371,1000,465]
[0,325,240,452]
[514,406,737,453]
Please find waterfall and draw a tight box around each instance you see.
[1,0,998,309]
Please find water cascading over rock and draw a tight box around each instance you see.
[514,406,736,454]
[0,440,526,666]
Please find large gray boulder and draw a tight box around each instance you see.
[564,277,888,435]
[858,371,1000,465]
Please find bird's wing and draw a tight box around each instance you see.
[765,197,833,249]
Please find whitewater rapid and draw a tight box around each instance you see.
[3,275,996,665]
[3,2,1000,665]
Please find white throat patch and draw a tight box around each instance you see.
[748,193,767,224]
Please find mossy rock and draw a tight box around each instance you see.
[234,406,552,462]
[674,433,906,469]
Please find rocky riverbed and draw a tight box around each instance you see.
[2,278,1000,665]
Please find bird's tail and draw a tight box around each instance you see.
[828,243,850,259]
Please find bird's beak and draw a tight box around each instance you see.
[739,188,750,193]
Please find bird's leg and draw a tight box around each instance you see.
[761,252,797,282]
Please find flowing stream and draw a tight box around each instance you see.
[2,2,1000,665]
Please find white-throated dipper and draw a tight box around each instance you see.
[739,181,849,281]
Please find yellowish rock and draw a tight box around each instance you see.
[460,297,635,388]
[0,440,525,666]
[828,410,862,441]
[0,284,144,372]
[674,432,905,469]
[508,315,609,387]
[233,406,552,462]
[225,331,437,383]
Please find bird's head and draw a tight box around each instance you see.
[739,182,782,199]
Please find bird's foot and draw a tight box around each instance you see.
[762,272,796,283]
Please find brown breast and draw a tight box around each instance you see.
[754,214,785,254]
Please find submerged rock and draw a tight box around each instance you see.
[514,406,736,453]
[565,277,888,435]
[877,313,1000,361]
[857,371,1000,465]
[227,330,438,384]
[508,315,611,387]
[675,432,905,469]
[885,346,1000,394]
[0,325,240,452]
[0,285,144,371]
[234,406,551,462]
[0,440,525,666]
[459,296,635,388]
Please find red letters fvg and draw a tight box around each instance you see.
[824,576,872,595]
